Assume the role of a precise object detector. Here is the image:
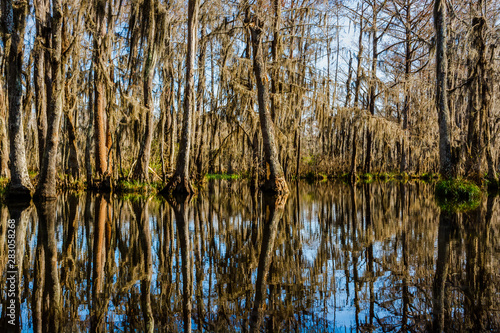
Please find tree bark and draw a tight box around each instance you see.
[434,0,453,178]
[36,0,64,200]
[162,0,199,196]
[132,0,158,182]
[2,0,33,198]
[66,112,80,179]
[0,86,10,178]
[400,1,412,173]
[34,0,49,171]
[93,0,108,179]
[365,2,380,174]
[465,13,492,183]
[250,10,289,195]
[353,5,365,109]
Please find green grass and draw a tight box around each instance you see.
[300,171,328,183]
[358,173,374,183]
[420,172,437,182]
[0,177,8,197]
[375,172,396,181]
[435,179,481,212]
[115,179,159,194]
[205,173,240,180]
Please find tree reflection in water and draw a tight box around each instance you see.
[250,193,288,332]
[0,181,498,332]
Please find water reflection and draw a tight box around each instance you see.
[250,193,288,332]
[167,195,193,333]
[0,181,498,332]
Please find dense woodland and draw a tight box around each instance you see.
[1,0,499,198]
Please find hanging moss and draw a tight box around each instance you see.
[435,179,481,212]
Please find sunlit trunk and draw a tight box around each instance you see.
[2,0,33,198]
[434,0,453,178]
[162,0,199,195]
[36,0,64,199]
[250,8,289,194]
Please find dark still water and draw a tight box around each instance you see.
[1,181,499,332]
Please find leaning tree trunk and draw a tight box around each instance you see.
[434,0,453,178]
[161,0,199,196]
[2,0,33,198]
[250,11,289,195]
[36,0,64,200]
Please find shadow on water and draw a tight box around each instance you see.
[0,180,499,332]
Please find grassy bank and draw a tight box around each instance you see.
[435,179,482,212]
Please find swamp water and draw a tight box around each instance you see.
[0,181,499,332]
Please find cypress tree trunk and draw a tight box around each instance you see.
[465,13,492,183]
[434,0,453,178]
[194,23,207,181]
[365,4,379,174]
[353,5,364,109]
[162,0,199,196]
[250,12,289,194]
[34,0,48,171]
[0,87,10,178]
[2,0,33,198]
[133,0,158,182]
[93,0,108,179]
[400,2,412,174]
[66,112,80,179]
[36,0,64,199]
